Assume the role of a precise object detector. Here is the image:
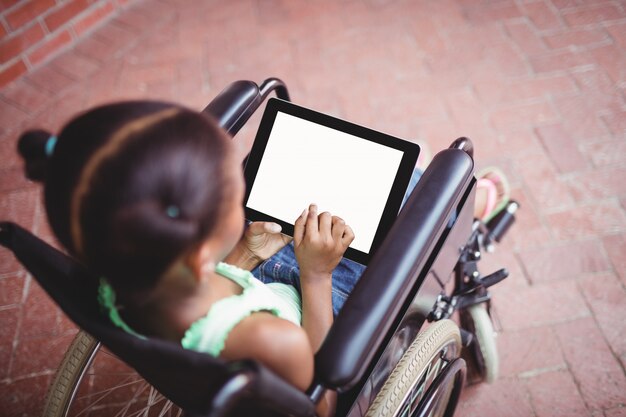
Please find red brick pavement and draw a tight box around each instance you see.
[1,0,625,415]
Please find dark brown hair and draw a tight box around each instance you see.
[18,101,233,292]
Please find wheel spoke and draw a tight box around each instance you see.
[74,375,140,416]
[84,371,138,376]
[128,395,166,417]
[76,374,142,401]
[44,331,182,417]
[113,381,151,417]
[157,399,175,417]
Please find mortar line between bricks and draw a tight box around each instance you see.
[7,274,28,383]
[550,322,595,413]
[517,181,563,242]
[19,82,86,126]
[513,250,533,285]
[0,89,52,116]
[21,68,69,95]
[575,277,626,378]
[0,269,24,279]
[539,197,626,216]
[4,1,141,90]
[0,303,21,312]
[32,191,44,237]
[16,1,176,124]
[0,368,55,385]
[499,17,538,78]
[518,363,568,379]
[0,95,29,118]
[518,375,540,417]
[598,241,626,291]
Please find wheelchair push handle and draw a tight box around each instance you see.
[450,136,474,158]
[202,78,290,137]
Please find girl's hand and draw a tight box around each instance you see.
[293,204,355,278]
[243,222,292,262]
[225,222,291,270]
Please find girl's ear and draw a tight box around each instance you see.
[185,241,214,281]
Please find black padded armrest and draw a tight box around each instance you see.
[202,78,290,137]
[202,80,262,136]
[211,360,316,417]
[315,149,474,390]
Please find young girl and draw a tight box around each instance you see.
[18,100,508,417]
[19,101,359,416]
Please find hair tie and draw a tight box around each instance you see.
[45,135,57,157]
[166,205,180,218]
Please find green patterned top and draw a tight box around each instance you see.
[98,262,302,356]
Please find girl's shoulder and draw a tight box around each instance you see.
[215,262,254,287]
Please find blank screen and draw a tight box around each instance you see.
[247,112,404,253]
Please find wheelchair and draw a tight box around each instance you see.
[0,78,518,417]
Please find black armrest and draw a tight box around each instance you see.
[315,149,474,390]
[202,81,261,136]
[202,78,290,137]
[206,360,316,417]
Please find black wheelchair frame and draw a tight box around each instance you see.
[0,78,516,417]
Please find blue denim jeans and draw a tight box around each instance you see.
[251,170,422,316]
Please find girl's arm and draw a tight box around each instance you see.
[223,205,353,417]
[221,312,315,391]
[294,204,355,417]
[293,204,354,350]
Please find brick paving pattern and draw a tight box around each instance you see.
[1,0,625,415]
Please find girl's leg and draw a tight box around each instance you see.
[252,169,423,316]
[251,242,365,316]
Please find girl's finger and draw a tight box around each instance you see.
[248,222,280,236]
[246,221,267,236]
[319,211,332,236]
[342,225,355,246]
[306,203,319,238]
[331,216,345,241]
[293,208,307,244]
[264,222,282,234]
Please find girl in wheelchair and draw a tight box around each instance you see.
[18,100,509,417]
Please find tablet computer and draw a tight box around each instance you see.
[244,98,420,265]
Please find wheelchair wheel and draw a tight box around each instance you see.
[365,319,464,417]
[43,330,182,417]
[460,304,498,384]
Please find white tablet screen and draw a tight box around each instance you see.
[247,112,404,253]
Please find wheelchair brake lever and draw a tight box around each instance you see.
[486,201,520,243]
[480,268,509,289]
[475,200,520,252]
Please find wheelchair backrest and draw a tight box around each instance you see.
[0,222,236,413]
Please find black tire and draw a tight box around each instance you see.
[365,320,463,417]
[460,304,498,384]
[42,330,181,417]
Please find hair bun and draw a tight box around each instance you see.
[17,129,53,182]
